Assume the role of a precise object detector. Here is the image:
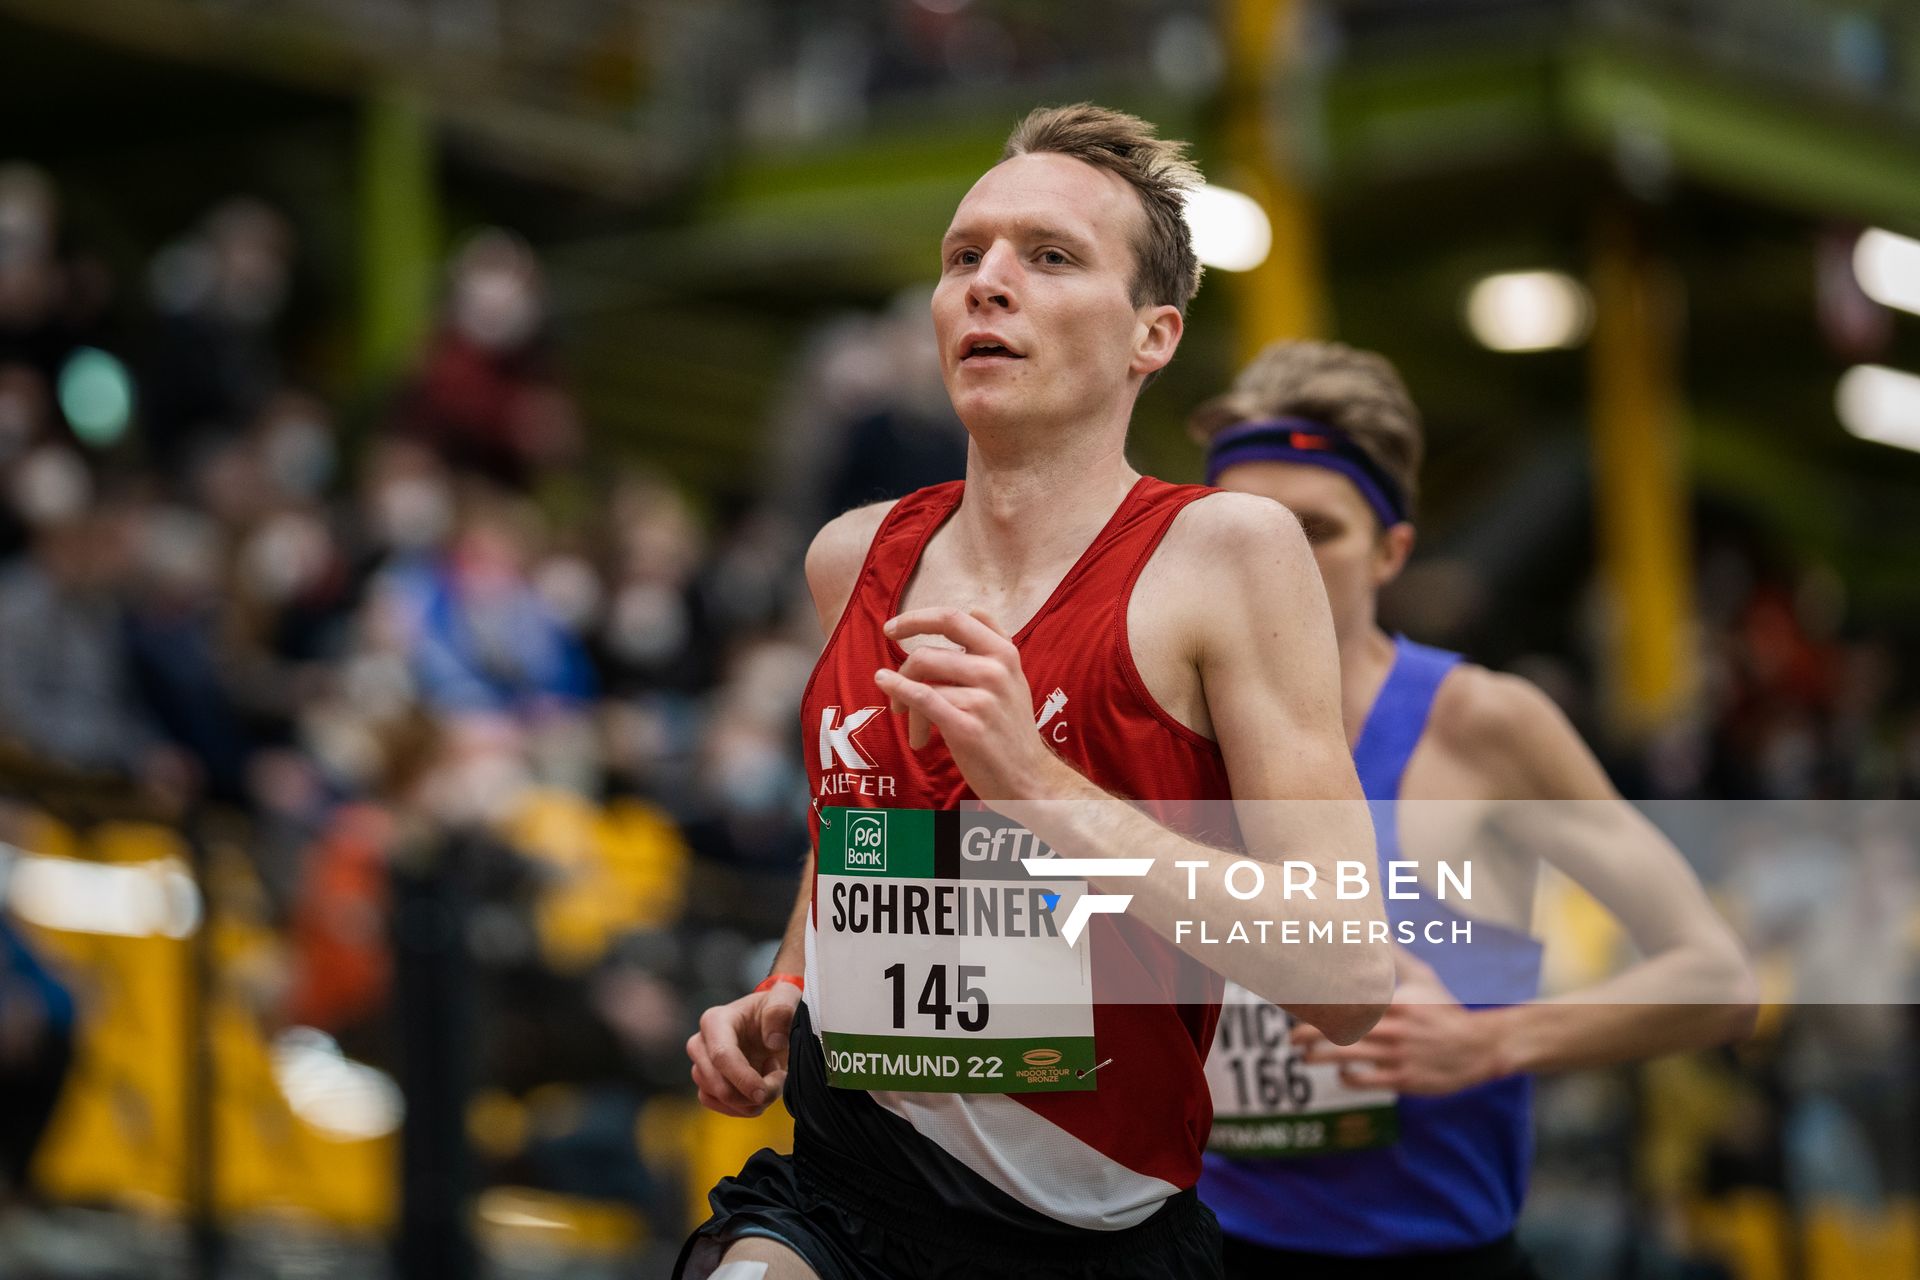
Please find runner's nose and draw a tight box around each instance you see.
[967,242,1020,312]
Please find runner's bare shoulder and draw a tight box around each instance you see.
[1168,488,1308,550]
[805,500,900,636]
[1142,489,1314,618]
[1425,664,1591,799]
[1131,490,1318,736]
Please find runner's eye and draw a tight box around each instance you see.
[1037,249,1070,266]
[949,248,981,269]
[1299,518,1339,545]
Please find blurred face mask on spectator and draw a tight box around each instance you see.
[10,445,91,527]
[605,581,689,666]
[137,507,224,601]
[259,395,337,499]
[421,715,530,824]
[705,723,796,815]
[240,510,335,606]
[533,553,603,632]
[371,473,454,552]
[451,230,542,352]
[208,197,292,325]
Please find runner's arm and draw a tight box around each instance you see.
[769,856,811,979]
[1470,676,1757,1072]
[1300,675,1756,1087]
[804,500,898,636]
[683,503,896,1116]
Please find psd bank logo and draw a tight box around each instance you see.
[1021,856,1152,946]
[845,811,887,871]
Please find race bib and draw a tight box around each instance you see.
[1205,982,1398,1156]
[813,807,1098,1093]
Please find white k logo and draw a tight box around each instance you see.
[819,706,883,770]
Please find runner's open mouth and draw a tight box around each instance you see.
[961,340,1024,360]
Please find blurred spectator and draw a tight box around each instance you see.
[821,287,967,516]
[766,287,966,536]
[143,198,296,475]
[370,490,597,720]
[0,364,55,561]
[0,487,191,797]
[389,229,581,489]
[285,798,400,1049]
[594,473,715,698]
[0,164,112,388]
[122,504,256,803]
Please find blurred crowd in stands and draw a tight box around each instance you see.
[0,153,1916,1276]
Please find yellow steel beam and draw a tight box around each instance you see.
[1587,210,1697,737]
[1222,0,1328,356]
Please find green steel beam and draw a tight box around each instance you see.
[358,87,440,383]
[1563,40,1920,231]
[1317,29,1920,230]
[1317,42,1560,185]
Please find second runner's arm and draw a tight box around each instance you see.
[1297,674,1757,1091]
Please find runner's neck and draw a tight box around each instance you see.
[944,443,1139,592]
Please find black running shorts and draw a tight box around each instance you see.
[676,1143,1223,1280]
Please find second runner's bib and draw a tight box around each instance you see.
[1204,981,1397,1156]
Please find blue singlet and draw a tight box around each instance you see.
[1199,636,1543,1255]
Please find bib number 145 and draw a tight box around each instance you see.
[884,963,989,1033]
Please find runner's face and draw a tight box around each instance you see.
[1213,460,1410,643]
[933,153,1175,433]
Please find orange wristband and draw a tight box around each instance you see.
[755,973,804,995]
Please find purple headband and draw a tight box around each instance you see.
[1203,416,1409,528]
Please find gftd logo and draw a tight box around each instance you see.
[1021,857,1152,946]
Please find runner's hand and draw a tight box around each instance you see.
[687,981,802,1117]
[1292,950,1504,1095]
[876,608,1069,802]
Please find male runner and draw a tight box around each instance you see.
[677,106,1395,1280]
[1192,340,1758,1278]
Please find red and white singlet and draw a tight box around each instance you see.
[793,476,1235,1232]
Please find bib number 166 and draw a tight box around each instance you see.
[883,963,990,1032]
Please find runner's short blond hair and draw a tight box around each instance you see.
[1002,103,1204,315]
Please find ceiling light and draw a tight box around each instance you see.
[1464,270,1592,352]
[1852,227,1920,316]
[1183,185,1272,273]
[1836,364,1920,453]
